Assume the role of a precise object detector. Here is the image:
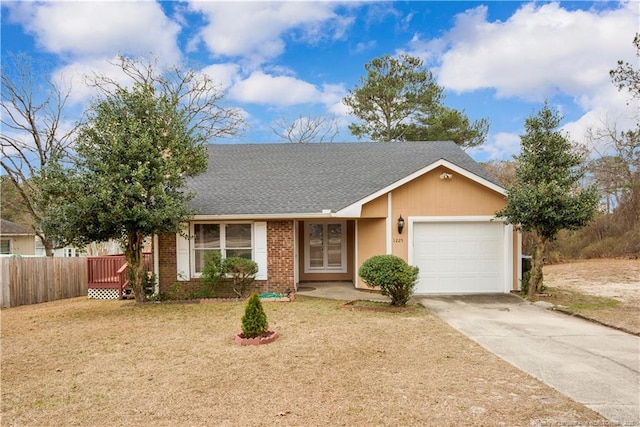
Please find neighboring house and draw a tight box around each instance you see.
[0,219,36,256]
[34,239,82,257]
[34,239,123,257]
[155,141,521,296]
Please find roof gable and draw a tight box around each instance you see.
[336,159,506,217]
[185,141,503,217]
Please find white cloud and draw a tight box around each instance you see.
[229,72,320,106]
[406,1,638,153]
[353,40,377,54]
[200,63,242,92]
[426,2,637,101]
[227,71,348,111]
[187,2,351,64]
[5,1,182,65]
[469,132,522,162]
[318,83,347,108]
[52,56,126,106]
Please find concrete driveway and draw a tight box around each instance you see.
[419,294,640,425]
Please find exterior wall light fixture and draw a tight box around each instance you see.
[397,215,405,234]
[440,172,453,180]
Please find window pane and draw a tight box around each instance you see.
[327,224,343,268]
[226,224,251,248]
[309,245,324,268]
[226,249,252,260]
[194,224,219,249]
[0,239,10,254]
[327,224,342,244]
[327,245,342,267]
[309,223,323,247]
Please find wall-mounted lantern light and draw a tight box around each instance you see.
[397,215,405,234]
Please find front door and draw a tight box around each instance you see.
[298,220,353,282]
[305,221,347,273]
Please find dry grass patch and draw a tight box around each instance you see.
[1,296,603,426]
[542,259,640,335]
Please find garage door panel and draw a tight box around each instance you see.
[413,222,504,294]
[458,260,478,274]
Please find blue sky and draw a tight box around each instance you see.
[1,1,638,162]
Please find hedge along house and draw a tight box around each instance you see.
[155,142,522,297]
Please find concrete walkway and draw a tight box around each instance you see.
[420,294,640,425]
[296,282,390,302]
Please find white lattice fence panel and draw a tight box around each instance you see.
[88,288,119,300]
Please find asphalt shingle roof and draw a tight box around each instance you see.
[185,141,501,216]
[0,219,34,235]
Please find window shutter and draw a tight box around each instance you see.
[176,225,190,281]
[254,222,268,280]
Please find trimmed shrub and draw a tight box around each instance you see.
[358,255,419,306]
[223,257,258,297]
[241,292,269,338]
[200,251,224,287]
[198,253,258,298]
[192,251,224,298]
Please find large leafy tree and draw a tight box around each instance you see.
[39,56,244,302]
[403,106,489,148]
[39,83,208,302]
[342,54,488,147]
[496,103,599,296]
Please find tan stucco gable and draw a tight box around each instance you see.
[337,159,505,218]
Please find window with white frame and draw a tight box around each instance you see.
[63,247,76,257]
[304,221,346,273]
[191,223,253,275]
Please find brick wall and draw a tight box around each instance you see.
[266,220,295,293]
[157,220,295,298]
[158,233,177,290]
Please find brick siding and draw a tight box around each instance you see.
[157,220,295,298]
[266,220,295,293]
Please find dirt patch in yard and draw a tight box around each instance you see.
[1,296,603,426]
[542,259,640,335]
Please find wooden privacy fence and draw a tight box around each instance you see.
[0,257,88,308]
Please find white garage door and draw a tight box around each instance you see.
[412,221,505,294]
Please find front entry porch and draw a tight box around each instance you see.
[296,281,389,302]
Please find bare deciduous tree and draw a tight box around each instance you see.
[1,54,77,256]
[481,160,516,188]
[271,114,339,143]
[587,122,639,227]
[87,55,246,142]
[610,33,640,100]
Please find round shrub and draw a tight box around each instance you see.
[241,292,269,338]
[358,255,419,306]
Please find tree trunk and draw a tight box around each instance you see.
[43,239,54,257]
[527,234,547,297]
[124,231,147,303]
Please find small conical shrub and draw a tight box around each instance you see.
[241,292,269,338]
